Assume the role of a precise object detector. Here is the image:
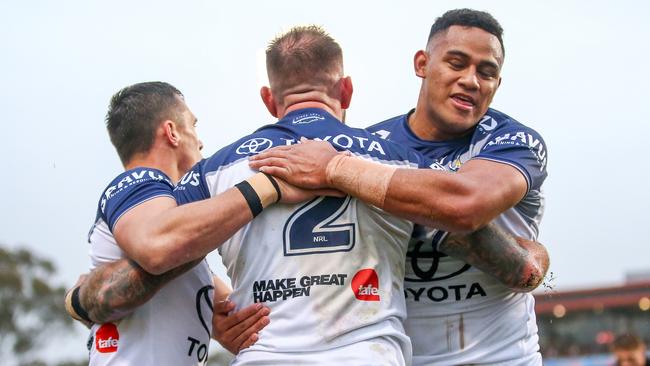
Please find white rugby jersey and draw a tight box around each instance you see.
[368,108,548,366]
[87,167,214,366]
[174,108,433,365]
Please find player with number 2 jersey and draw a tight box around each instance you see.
[174,108,432,365]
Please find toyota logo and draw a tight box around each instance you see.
[236,138,273,155]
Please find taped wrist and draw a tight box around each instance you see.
[325,154,397,207]
[235,173,280,217]
[65,286,92,323]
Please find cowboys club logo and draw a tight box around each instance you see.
[405,238,470,282]
[196,285,214,337]
[236,138,273,155]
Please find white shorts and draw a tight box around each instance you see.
[231,336,410,366]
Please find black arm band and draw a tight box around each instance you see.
[262,173,282,203]
[71,286,93,323]
[235,180,264,217]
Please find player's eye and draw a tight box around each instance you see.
[478,66,498,80]
[449,60,464,69]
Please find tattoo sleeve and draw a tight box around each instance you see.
[79,257,202,323]
[439,223,549,292]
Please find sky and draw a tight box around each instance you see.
[1,0,649,361]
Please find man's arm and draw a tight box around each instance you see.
[441,222,549,292]
[248,140,549,290]
[65,261,271,353]
[115,173,323,274]
[65,257,201,324]
[249,140,525,232]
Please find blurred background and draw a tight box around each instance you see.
[1,0,649,365]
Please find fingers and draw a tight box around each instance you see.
[213,300,236,316]
[238,333,259,352]
[249,156,289,170]
[228,306,270,341]
[249,146,292,161]
[217,302,262,330]
[212,301,270,354]
[231,308,270,350]
[257,166,291,180]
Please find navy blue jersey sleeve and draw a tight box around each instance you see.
[474,125,548,192]
[173,160,210,205]
[100,168,175,232]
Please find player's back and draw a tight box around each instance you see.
[175,108,432,365]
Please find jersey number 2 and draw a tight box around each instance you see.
[283,196,356,256]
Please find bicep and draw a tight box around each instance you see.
[458,158,528,211]
[112,196,178,259]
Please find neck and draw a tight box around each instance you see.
[278,88,343,120]
[125,148,182,183]
[408,109,444,141]
[283,101,340,119]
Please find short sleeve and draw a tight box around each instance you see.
[474,126,548,192]
[101,168,175,232]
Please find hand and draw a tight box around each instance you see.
[275,177,345,204]
[212,300,270,354]
[249,138,340,189]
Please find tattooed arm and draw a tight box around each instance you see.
[66,257,201,324]
[441,222,550,292]
[66,259,269,354]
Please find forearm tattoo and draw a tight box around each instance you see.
[80,258,201,323]
[440,223,548,292]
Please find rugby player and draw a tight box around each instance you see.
[178,25,541,365]
[250,9,550,365]
[65,81,320,365]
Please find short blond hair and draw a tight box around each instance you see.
[265,25,343,98]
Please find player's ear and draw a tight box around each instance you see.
[340,76,353,110]
[414,50,428,78]
[260,86,278,118]
[162,120,180,147]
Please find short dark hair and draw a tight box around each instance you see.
[105,81,184,165]
[612,333,646,351]
[265,25,343,97]
[428,8,505,57]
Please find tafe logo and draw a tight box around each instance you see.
[95,323,119,353]
[351,269,380,301]
[236,138,273,155]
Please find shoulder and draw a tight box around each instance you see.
[473,108,549,189]
[321,119,430,168]
[478,108,544,139]
[99,168,173,210]
[201,124,297,174]
[98,167,174,230]
[365,112,408,133]
[475,108,548,162]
